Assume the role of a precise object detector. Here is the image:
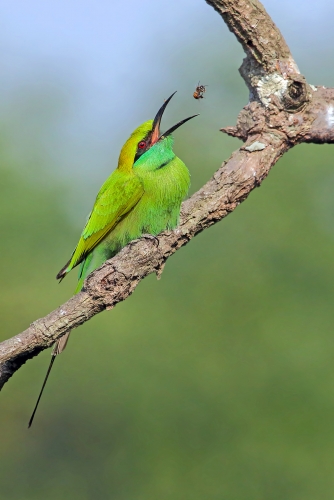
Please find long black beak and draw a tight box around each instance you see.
[150,91,198,145]
[150,91,176,145]
[159,114,199,140]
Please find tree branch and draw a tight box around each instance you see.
[1,0,334,388]
[205,0,293,69]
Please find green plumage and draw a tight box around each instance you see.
[57,93,198,297]
[28,93,197,428]
[58,126,190,292]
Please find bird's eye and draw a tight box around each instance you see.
[138,141,146,149]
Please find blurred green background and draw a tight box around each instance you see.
[1,1,334,499]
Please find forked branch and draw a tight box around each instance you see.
[1,0,334,388]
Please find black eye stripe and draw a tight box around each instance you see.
[134,146,147,163]
[133,131,152,164]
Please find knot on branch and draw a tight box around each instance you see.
[222,73,314,145]
[281,74,310,112]
[84,264,133,311]
[253,71,310,111]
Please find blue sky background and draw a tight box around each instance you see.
[1,0,333,193]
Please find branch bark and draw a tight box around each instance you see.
[1,0,334,388]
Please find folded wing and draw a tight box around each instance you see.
[57,171,144,279]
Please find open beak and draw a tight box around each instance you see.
[150,91,199,146]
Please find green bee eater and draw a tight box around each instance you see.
[28,92,198,427]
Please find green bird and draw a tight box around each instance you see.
[28,92,198,427]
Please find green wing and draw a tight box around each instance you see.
[57,170,143,278]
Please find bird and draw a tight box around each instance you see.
[28,92,198,427]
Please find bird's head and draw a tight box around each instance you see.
[117,92,198,172]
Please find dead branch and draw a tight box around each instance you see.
[1,0,333,388]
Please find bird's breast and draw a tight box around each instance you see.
[136,158,190,233]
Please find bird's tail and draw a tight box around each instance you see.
[28,274,82,426]
[28,332,72,428]
[53,331,71,355]
[28,353,56,428]
[28,258,87,426]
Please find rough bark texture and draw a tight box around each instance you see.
[1,0,334,389]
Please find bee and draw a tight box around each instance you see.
[193,82,207,100]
